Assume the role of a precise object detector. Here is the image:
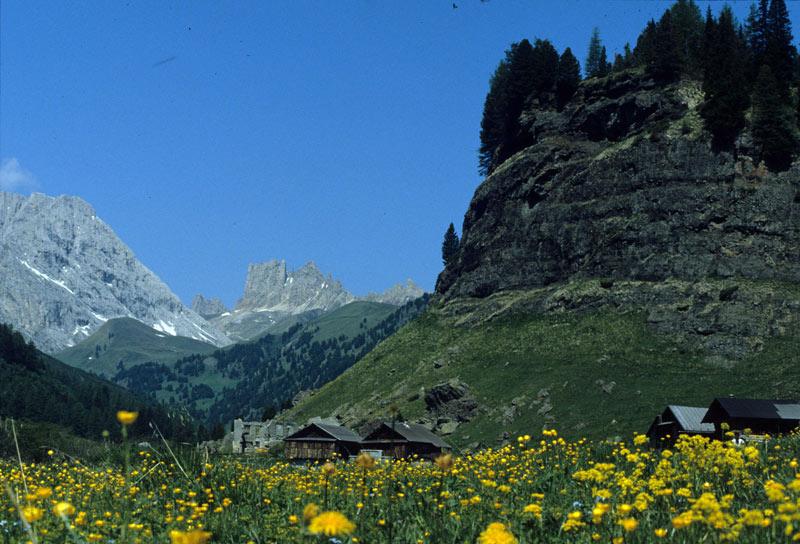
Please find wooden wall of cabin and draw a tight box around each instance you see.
[285,441,336,460]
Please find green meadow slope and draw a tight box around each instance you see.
[286,280,800,447]
[57,317,217,377]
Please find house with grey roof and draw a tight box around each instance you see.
[283,421,362,461]
[361,421,451,460]
[701,398,800,438]
[646,405,714,445]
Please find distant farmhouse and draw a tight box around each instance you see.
[646,405,714,444]
[284,421,363,461]
[361,421,451,460]
[648,398,800,444]
[702,398,800,438]
[232,419,297,453]
[281,419,451,462]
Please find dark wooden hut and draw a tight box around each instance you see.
[283,422,362,461]
[701,398,800,438]
[646,405,714,445]
[361,421,450,460]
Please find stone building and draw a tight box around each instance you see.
[232,419,296,453]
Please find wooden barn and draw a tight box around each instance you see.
[701,398,800,438]
[646,405,714,445]
[283,422,362,461]
[361,421,450,460]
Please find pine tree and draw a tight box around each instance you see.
[668,0,704,75]
[634,20,658,67]
[623,43,633,65]
[746,0,770,62]
[700,6,716,75]
[649,10,681,81]
[531,39,560,97]
[764,0,796,94]
[479,55,512,175]
[598,46,610,76]
[555,47,581,108]
[701,6,750,150]
[585,28,606,78]
[752,65,799,170]
[442,223,460,266]
[478,40,541,175]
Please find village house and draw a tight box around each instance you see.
[232,419,297,453]
[646,405,715,445]
[283,421,362,461]
[701,398,800,438]
[361,421,450,460]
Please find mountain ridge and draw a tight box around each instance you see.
[200,260,425,342]
[0,192,231,353]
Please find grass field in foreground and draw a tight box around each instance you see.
[3,424,800,543]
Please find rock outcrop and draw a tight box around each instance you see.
[0,192,231,352]
[437,73,800,299]
[237,260,354,313]
[364,279,425,306]
[191,295,228,319]
[209,260,356,341]
[424,379,479,423]
[211,261,426,342]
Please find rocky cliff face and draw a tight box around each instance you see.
[364,279,425,306]
[237,260,354,313]
[0,192,231,352]
[208,260,355,342]
[191,295,228,319]
[437,72,800,299]
[208,261,426,342]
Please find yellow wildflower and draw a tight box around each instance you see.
[477,522,518,544]
[54,502,76,517]
[308,511,356,537]
[116,410,139,425]
[169,529,212,544]
[22,506,43,523]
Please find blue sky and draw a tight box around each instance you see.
[2,1,797,307]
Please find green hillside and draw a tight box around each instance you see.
[0,323,192,460]
[57,317,217,377]
[286,280,800,447]
[300,301,397,341]
[105,299,428,424]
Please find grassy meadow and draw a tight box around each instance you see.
[3,413,800,543]
[287,280,800,446]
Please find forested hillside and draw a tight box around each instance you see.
[0,323,194,458]
[105,298,429,425]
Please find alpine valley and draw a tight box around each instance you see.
[1,190,426,427]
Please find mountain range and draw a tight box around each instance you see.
[195,260,423,342]
[0,191,424,352]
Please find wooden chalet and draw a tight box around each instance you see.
[283,422,362,461]
[361,421,450,460]
[701,398,800,438]
[646,405,714,445]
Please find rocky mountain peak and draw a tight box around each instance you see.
[235,259,354,314]
[364,279,425,306]
[0,191,231,352]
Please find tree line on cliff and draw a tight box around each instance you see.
[478,0,800,175]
